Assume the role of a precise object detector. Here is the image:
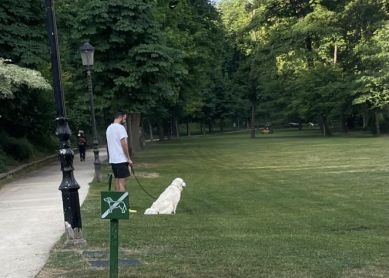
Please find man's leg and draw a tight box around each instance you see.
[113,163,129,192]
[115,178,120,191]
[116,178,127,192]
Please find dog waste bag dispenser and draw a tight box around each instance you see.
[101,191,129,278]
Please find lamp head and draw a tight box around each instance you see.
[80,42,94,67]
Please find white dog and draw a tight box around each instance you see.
[144,178,186,215]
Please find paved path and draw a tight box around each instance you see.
[0,148,107,278]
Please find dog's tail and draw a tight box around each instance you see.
[144,208,158,215]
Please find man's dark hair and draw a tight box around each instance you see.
[114,111,126,119]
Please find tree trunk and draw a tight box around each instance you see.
[220,118,224,132]
[320,114,332,136]
[341,114,348,133]
[158,121,164,141]
[129,113,141,152]
[186,120,191,136]
[125,116,133,157]
[175,118,179,138]
[375,110,381,135]
[167,120,172,140]
[208,121,212,133]
[333,44,338,64]
[363,113,368,129]
[147,119,154,141]
[250,101,256,138]
[306,35,314,68]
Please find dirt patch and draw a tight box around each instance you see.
[343,265,389,278]
[36,268,69,278]
[133,172,160,178]
[135,163,157,169]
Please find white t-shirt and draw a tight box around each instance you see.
[106,123,128,164]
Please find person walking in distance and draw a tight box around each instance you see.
[77,130,87,161]
[106,112,133,192]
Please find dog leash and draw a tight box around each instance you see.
[107,168,157,199]
[108,174,113,191]
[131,166,157,200]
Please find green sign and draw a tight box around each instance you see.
[101,192,129,220]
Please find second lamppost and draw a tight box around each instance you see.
[80,42,101,182]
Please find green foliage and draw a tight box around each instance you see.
[0,58,51,99]
[0,87,55,139]
[1,0,389,150]
[0,132,33,161]
[29,134,57,153]
[0,0,56,170]
[353,23,389,110]
[0,0,48,68]
[0,148,7,173]
[55,0,234,135]
[289,64,352,120]
[219,0,389,134]
[126,0,232,131]
[0,129,56,172]
[67,0,179,112]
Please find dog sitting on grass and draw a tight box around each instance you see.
[144,178,186,215]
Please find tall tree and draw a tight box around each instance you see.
[353,22,389,135]
[152,0,229,137]
[0,0,55,146]
[0,0,48,69]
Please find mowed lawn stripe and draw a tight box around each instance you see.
[38,130,389,278]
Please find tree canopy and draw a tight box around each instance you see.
[218,0,389,135]
[2,0,389,166]
[0,58,51,99]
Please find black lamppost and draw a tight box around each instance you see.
[80,42,101,182]
[44,0,86,247]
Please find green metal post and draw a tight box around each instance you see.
[110,219,119,278]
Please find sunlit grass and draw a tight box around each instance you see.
[38,129,389,278]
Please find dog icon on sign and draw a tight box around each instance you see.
[104,197,127,214]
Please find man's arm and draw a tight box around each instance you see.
[120,138,133,166]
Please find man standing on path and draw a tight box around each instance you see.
[106,112,133,192]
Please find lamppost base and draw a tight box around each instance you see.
[94,174,102,182]
[63,238,87,249]
[93,148,102,182]
[63,223,87,249]
[94,161,102,182]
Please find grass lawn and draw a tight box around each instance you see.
[38,129,389,278]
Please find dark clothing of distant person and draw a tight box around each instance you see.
[78,132,87,161]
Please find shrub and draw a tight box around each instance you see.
[0,148,7,173]
[29,134,57,152]
[3,137,33,161]
[0,130,8,147]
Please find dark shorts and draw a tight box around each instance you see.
[111,162,130,178]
